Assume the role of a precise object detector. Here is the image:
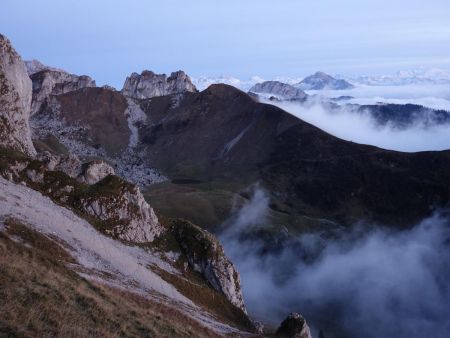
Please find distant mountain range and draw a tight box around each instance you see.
[296,71,354,90]
[3,31,450,338]
[193,68,450,91]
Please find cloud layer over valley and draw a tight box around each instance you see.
[268,99,450,152]
[220,189,450,338]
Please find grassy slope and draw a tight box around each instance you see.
[0,218,223,338]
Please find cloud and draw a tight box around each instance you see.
[219,188,450,338]
[267,99,450,152]
[306,83,450,110]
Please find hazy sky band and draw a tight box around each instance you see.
[1,0,449,87]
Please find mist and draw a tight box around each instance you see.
[305,83,450,110]
[219,188,450,338]
[268,99,450,152]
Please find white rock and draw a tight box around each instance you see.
[79,160,115,185]
[30,69,96,114]
[81,180,163,243]
[0,34,36,156]
[121,70,197,99]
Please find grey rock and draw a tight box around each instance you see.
[30,69,96,114]
[36,151,83,178]
[0,34,36,156]
[121,70,197,99]
[275,313,313,338]
[173,220,246,312]
[24,59,63,76]
[249,81,307,100]
[297,71,354,90]
[80,177,163,243]
[79,159,115,185]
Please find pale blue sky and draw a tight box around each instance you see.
[1,0,450,87]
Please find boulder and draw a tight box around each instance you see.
[275,313,313,338]
[79,160,115,185]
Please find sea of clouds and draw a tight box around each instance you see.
[267,98,450,152]
[219,188,450,338]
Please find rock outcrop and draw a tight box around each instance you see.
[275,313,313,338]
[172,219,246,312]
[79,159,115,184]
[80,175,163,243]
[297,71,354,90]
[24,59,63,76]
[249,81,307,100]
[30,69,96,114]
[37,151,114,184]
[121,70,197,99]
[0,149,162,244]
[0,34,36,157]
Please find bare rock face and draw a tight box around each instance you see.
[30,69,96,114]
[36,151,82,178]
[249,81,307,100]
[80,176,163,243]
[79,159,115,184]
[121,70,197,99]
[1,149,162,244]
[0,34,36,156]
[37,152,113,185]
[24,59,63,76]
[275,313,313,338]
[172,220,246,312]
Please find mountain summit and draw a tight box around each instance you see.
[297,71,354,90]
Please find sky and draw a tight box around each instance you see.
[1,0,450,87]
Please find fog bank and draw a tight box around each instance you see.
[220,189,450,338]
[269,100,450,152]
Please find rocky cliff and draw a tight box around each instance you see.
[249,81,307,100]
[122,70,197,99]
[30,68,96,115]
[0,34,36,157]
[24,59,63,76]
[170,219,246,312]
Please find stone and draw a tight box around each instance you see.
[30,69,96,114]
[275,313,313,338]
[79,160,115,185]
[121,70,197,99]
[80,176,163,243]
[0,34,36,156]
[172,220,246,312]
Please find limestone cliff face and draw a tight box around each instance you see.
[24,59,63,76]
[1,150,162,244]
[121,70,197,99]
[172,220,246,312]
[0,34,36,156]
[249,81,307,100]
[30,69,96,114]
[79,176,163,243]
